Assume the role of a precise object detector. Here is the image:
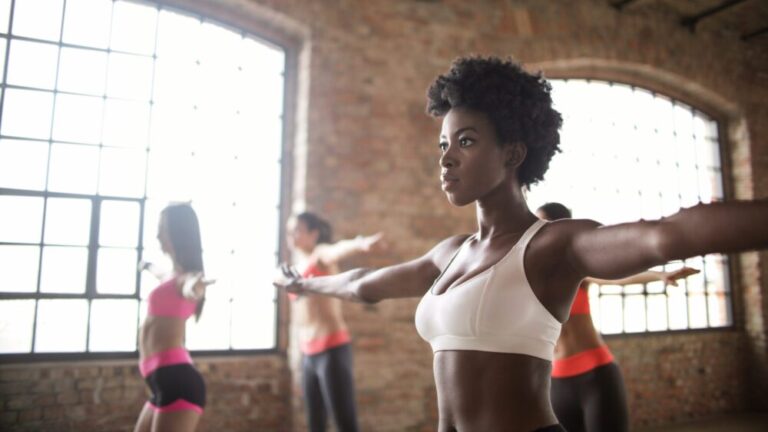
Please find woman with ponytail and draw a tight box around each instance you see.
[287,211,383,432]
[134,203,213,432]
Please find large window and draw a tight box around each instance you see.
[528,79,731,334]
[0,0,285,358]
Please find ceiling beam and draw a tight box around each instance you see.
[681,0,749,32]
[741,26,768,41]
[611,0,639,10]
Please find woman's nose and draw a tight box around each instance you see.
[439,147,457,168]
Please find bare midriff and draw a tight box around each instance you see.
[554,314,605,359]
[139,316,188,361]
[293,295,348,345]
[433,351,558,432]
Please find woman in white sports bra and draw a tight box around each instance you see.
[274,56,768,432]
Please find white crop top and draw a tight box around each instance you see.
[414,219,562,360]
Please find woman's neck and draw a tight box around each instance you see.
[474,183,535,241]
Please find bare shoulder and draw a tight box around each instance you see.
[427,234,472,265]
[527,219,602,270]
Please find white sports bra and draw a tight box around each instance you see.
[414,219,562,360]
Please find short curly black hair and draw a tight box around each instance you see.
[426,56,562,187]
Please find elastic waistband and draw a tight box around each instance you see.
[301,329,351,356]
[147,400,203,414]
[552,345,613,378]
[140,347,193,377]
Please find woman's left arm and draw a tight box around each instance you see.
[568,200,768,280]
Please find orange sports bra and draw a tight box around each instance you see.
[570,282,591,315]
[414,220,562,361]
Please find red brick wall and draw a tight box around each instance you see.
[2,0,767,431]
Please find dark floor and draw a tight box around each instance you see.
[636,413,768,432]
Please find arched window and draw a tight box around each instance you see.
[528,79,731,334]
[0,0,286,358]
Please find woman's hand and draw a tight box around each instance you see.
[273,263,304,295]
[180,272,215,300]
[661,266,700,286]
[359,232,385,253]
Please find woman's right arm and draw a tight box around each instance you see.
[275,235,466,303]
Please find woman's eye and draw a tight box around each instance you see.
[438,142,448,151]
[459,137,474,147]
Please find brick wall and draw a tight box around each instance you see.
[2,0,767,430]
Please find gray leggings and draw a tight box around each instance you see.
[302,343,359,432]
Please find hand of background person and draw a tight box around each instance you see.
[359,232,386,253]
[180,272,216,300]
[661,267,700,286]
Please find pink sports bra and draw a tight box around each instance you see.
[147,277,198,319]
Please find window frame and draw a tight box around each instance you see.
[0,0,300,363]
[537,77,739,336]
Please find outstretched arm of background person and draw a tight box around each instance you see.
[313,233,386,265]
[179,272,216,300]
[274,235,465,303]
[586,267,699,286]
[138,260,167,281]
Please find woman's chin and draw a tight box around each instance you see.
[445,193,473,207]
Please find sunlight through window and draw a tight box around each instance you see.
[0,0,285,356]
[528,79,732,334]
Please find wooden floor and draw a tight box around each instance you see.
[636,413,768,432]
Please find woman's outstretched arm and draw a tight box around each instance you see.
[274,235,467,303]
[566,200,768,281]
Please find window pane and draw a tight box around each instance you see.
[145,147,196,201]
[186,299,229,350]
[0,300,35,353]
[106,52,154,100]
[708,292,731,327]
[156,9,201,61]
[44,197,91,246]
[623,294,646,333]
[667,286,689,330]
[99,200,140,247]
[39,246,87,294]
[6,39,58,89]
[102,99,150,148]
[57,47,108,95]
[0,0,10,33]
[96,247,137,294]
[11,0,63,41]
[98,147,147,197]
[34,299,88,352]
[0,138,49,190]
[89,299,138,351]
[52,93,103,144]
[688,293,708,329]
[61,0,112,48]
[646,294,668,331]
[231,294,275,349]
[0,245,40,293]
[110,1,157,55]
[141,199,165,251]
[0,195,43,243]
[1,88,54,139]
[47,143,99,194]
[0,38,5,82]
[598,295,623,334]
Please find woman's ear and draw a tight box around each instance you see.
[505,143,527,168]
